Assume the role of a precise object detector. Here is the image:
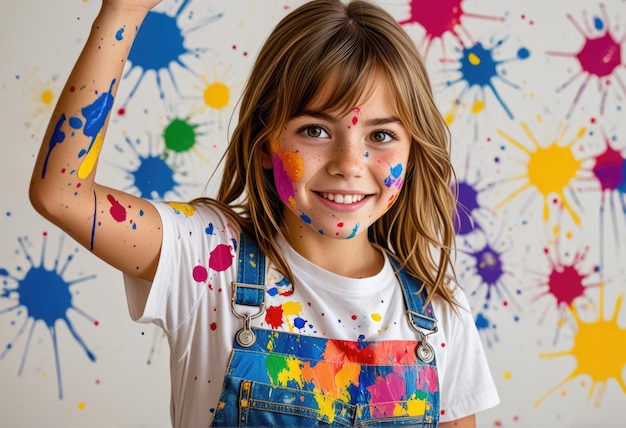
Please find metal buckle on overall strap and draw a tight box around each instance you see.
[231,282,265,347]
[388,254,438,363]
[231,233,267,348]
[406,309,438,363]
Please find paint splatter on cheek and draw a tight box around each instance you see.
[106,194,126,222]
[273,148,303,207]
[384,164,404,189]
[273,154,295,205]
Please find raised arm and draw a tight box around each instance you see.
[29,0,164,282]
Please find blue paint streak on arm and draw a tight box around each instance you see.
[42,114,67,179]
[90,189,97,251]
[79,79,116,156]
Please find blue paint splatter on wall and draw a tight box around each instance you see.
[0,233,97,399]
[447,40,530,119]
[123,0,223,108]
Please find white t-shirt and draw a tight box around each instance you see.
[124,201,499,427]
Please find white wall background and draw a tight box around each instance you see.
[1,0,625,426]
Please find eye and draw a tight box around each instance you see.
[299,125,329,139]
[370,130,397,144]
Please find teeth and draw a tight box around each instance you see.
[320,193,365,204]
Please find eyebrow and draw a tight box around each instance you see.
[297,110,404,127]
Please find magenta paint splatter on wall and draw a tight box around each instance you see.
[547,3,626,119]
[398,0,504,58]
[530,244,599,331]
[590,132,626,265]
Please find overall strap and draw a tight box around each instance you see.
[388,255,438,363]
[230,233,266,347]
[233,233,266,306]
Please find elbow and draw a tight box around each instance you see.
[29,177,59,222]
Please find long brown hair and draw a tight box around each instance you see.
[193,0,458,305]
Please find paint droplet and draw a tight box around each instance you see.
[77,402,86,410]
[504,371,512,379]
[371,313,382,322]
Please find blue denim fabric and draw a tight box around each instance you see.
[210,329,439,427]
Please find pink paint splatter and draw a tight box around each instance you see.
[107,194,126,222]
[367,371,406,416]
[192,265,208,282]
[273,154,296,204]
[208,244,234,272]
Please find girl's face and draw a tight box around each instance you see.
[265,77,412,240]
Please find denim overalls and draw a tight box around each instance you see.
[210,234,440,427]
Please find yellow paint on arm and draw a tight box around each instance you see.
[77,131,105,179]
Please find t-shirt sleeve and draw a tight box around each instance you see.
[123,201,237,336]
[437,285,500,422]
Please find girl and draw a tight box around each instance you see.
[29,0,500,426]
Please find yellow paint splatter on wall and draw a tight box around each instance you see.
[496,121,585,225]
[535,287,626,407]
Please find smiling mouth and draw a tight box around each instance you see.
[319,192,366,204]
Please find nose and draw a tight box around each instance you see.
[327,138,365,178]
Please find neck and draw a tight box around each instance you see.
[281,221,384,279]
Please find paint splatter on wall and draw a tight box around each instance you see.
[0,0,624,426]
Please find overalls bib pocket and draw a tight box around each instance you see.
[210,329,439,427]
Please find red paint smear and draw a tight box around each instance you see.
[208,244,234,272]
[107,194,127,222]
[265,305,284,328]
[352,116,358,125]
[337,222,344,228]
[322,339,419,364]
[210,322,217,331]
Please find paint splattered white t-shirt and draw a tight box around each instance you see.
[124,201,499,428]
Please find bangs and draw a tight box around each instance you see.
[274,23,392,123]
[296,61,381,118]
